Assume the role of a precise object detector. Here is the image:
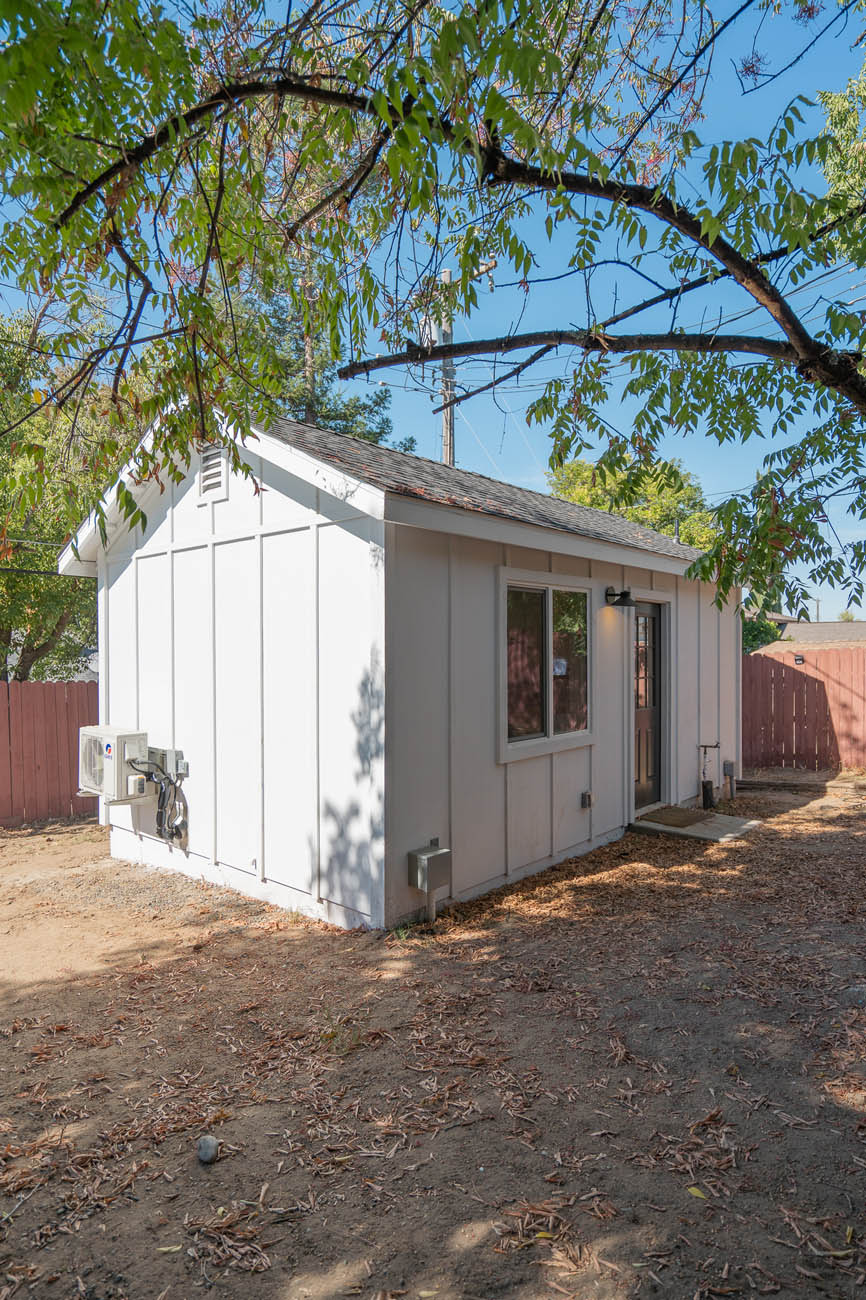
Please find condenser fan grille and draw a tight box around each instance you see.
[80,735,103,793]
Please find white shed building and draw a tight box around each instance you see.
[60,421,741,930]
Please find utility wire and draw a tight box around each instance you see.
[455,407,503,477]
[0,566,82,577]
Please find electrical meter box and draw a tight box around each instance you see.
[78,727,149,803]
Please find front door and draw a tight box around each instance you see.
[634,603,662,808]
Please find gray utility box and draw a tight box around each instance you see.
[408,844,451,893]
[148,746,189,779]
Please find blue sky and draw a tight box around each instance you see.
[353,5,866,619]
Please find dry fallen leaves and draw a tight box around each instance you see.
[184,1202,271,1273]
[1,784,865,1299]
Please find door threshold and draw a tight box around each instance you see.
[634,799,665,817]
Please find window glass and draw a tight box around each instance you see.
[507,588,546,739]
[552,590,588,733]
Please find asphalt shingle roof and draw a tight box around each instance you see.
[267,419,702,564]
[772,621,866,645]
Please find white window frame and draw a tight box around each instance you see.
[196,443,229,505]
[497,567,593,764]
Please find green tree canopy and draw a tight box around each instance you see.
[1,0,866,610]
[0,315,139,680]
[239,289,402,446]
[0,294,397,677]
[742,613,782,654]
[548,458,717,550]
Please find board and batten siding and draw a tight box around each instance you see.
[99,446,386,929]
[384,526,740,927]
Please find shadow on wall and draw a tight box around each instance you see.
[317,650,385,922]
[125,622,385,924]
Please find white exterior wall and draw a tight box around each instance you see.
[99,446,386,929]
[89,438,739,933]
[384,526,740,927]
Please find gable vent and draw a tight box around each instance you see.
[197,442,228,503]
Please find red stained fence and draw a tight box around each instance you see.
[742,648,866,770]
[0,681,98,826]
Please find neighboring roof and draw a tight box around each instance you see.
[267,419,702,563]
[764,620,866,648]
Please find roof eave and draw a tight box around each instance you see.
[383,491,700,576]
[254,424,386,519]
[58,530,98,577]
[57,418,386,580]
[56,417,168,576]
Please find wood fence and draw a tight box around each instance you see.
[742,647,866,770]
[0,681,98,826]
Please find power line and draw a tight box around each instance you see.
[0,566,82,578]
[455,407,503,477]
[3,537,64,546]
[460,319,550,478]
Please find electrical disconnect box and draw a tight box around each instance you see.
[407,843,452,893]
[147,747,189,779]
[78,727,149,803]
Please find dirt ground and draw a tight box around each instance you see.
[1,786,865,1300]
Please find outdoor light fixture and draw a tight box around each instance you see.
[605,587,636,609]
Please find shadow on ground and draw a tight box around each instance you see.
[1,790,865,1299]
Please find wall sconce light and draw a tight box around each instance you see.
[605,587,636,609]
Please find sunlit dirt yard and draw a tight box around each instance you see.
[1,785,866,1300]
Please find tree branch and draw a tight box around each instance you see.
[598,199,866,330]
[611,0,759,164]
[285,128,391,242]
[12,608,74,682]
[479,150,866,407]
[108,232,156,400]
[431,343,555,413]
[51,56,866,412]
[484,151,818,357]
[339,328,797,379]
[55,74,376,229]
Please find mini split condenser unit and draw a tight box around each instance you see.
[78,726,149,803]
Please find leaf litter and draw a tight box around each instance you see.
[0,785,865,1296]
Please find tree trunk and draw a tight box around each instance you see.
[302,255,316,424]
[12,609,73,682]
[0,626,11,683]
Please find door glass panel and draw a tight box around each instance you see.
[646,618,655,707]
[507,588,546,739]
[635,605,662,808]
[552,590,588,733]
[635,615,648,708]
